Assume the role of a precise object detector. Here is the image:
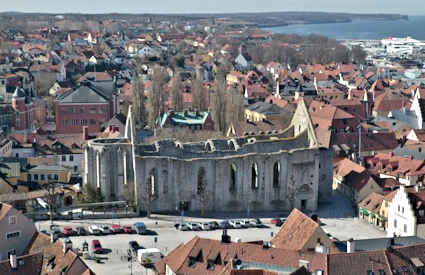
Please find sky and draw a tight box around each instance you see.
[0,0,424,15]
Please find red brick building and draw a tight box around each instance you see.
[55,80,118,134]
[11,87,39,131]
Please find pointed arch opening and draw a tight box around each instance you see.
[148,168,158,197]
[230,163,237,192]
[273,161,280,188]
[251,162,259,190]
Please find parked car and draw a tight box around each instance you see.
[100,225,112,235]
[238,219,251,228]
[137,248,163,267]
[91,239,102,253]
[111,224,122,233]
[175,223,189,231]
[88,225,101,235]
[63,226,73,236]
[187,223,202,231]
[129,241,141,254]
[209,221,220,230]
[49,224,61,234]
[122,225,133,234]
[270,218,280,225]
[200,222,212,230]
[133,222,147,235]
[249,218,262,227]
[229,220,242,229]
[219,220,231,229]
[276,218,287,227]
[75,226,87,236]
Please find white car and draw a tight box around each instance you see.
[49,224,61,234]
[200,222,212,230]
[239,219,252,228]
[88,225,101,235]
[187,223,202,231]
[229,220,242,229]
[100,225,111,235]
[178,223,190,231]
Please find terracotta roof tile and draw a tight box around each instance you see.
[270,209,318,251]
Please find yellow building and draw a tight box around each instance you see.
[27,165,72,184]
[377,190,398,230]
[358,192,385,227]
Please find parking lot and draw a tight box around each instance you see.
[35,193,386,275]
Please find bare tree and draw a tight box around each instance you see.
[171,74,184,112]
[132,75,146,126]
[191,79,208,111]
[42,182,63,226]
[147,66,168,128]
[212,80,228,133]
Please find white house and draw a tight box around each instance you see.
[138,46,161,58]
[410,88,425,129]
[387,185,425,238]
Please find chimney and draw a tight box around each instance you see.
[390,237,395,246]
[221,229,231,243]
[62,239,73,255]
[83,126,89,140]
[347,238,355,253]
[299,259,310,270]
[9,252,17,270]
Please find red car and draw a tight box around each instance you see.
[111,224,122,233]
[63,226,73,236]
[91,240,102,253]
[122,225,133,234]
[270,218,280,225]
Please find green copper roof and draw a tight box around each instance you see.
[159,111,210,127]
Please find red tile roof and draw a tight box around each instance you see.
[271,208,319,251]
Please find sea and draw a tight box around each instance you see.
[263,16,425,40]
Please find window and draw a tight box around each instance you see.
[33,174,39,180]
[197,167,206,197]
[89,107,97,114]
[273,161,280,188]
[402,207,405,214]
[54,174,59,180]
[398,205,400,212]
[148,168,158,197]
[62,156,66,162]
[69,155,74,162]
[404,224,407,233]
[9,216,16,225]
[251,163,259,190]
[98,107,104,114]
[72,119,78,126]
[47,174,52,180]
[90,119,97,125]
[6,231,20,239]
[74,166,78,172]
[41,174,45,181]
[162,170,168,194]
[81,119,87,126]
[230,164,237,192]
[63,120,68,126]
[394,219,397,228]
